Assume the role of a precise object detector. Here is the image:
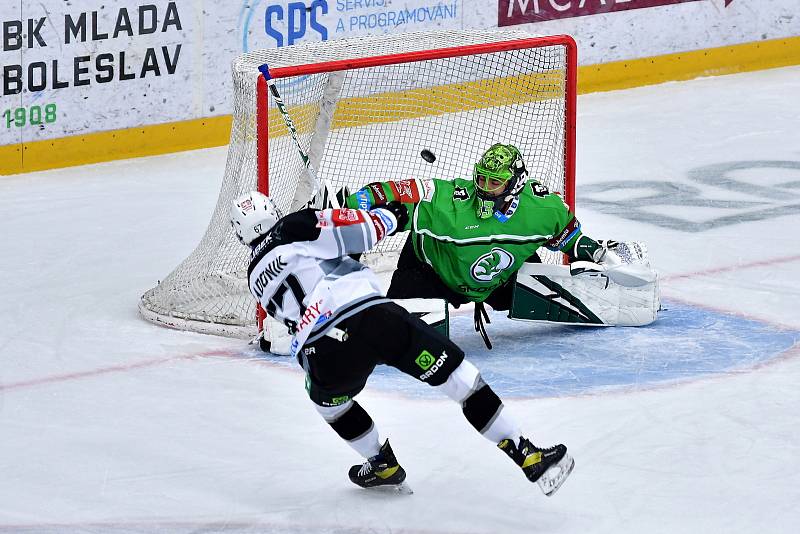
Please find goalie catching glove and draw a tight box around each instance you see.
[589,240,656,288]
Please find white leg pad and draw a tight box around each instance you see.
[512,262,660,326]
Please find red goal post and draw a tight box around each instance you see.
[140,30,578,339]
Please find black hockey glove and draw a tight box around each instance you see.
[373,201,410,236]
[335,185,351,207]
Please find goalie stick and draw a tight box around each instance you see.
[257,64,340,209]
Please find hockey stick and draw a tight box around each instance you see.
[258,64,340,209]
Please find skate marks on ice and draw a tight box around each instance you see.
[255,300,799,399]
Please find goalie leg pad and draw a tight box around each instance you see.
[510,263,660,326]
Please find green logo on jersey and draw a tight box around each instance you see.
[470,248,514,282]
[330,395,351,405]
[415,350,436,370]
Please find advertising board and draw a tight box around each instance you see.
[1,0,797,173]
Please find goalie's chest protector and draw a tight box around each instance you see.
[412,178,568,302]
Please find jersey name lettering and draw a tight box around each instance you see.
[253,256,287,298]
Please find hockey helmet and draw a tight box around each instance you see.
[230,191,280,246]
[473,144,529,219]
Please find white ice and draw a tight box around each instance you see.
[2,66,800,533]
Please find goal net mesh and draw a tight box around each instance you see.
[139,29,575,338]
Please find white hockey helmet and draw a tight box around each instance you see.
[229,191,279,246]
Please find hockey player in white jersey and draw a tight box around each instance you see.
[230,191,575,496]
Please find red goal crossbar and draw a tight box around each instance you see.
[255,34,577,212]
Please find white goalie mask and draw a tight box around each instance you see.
[229,191,280,246]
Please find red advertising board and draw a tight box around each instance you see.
[499,0,733,26]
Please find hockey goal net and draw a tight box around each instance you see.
[139,29,577,338]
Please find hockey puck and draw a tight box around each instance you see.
[420,149,437,163]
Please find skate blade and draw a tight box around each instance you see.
[368,481,414,495]
[537,453,575,497]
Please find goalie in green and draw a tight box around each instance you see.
[344,143,659,347]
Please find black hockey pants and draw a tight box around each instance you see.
[299,302,465,407]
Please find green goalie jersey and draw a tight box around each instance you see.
[346,177,592,302]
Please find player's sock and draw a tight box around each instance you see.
[497,437,575,496]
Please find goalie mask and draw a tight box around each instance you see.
[473,143,529,219]
[230,191,280,246]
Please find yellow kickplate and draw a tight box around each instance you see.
[0,115,231,175]
[377,465,399,479]
[522,451,542,469]
[579,36,800,94]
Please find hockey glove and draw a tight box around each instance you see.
[593,240,652,266]
[591,240,623,267]
[592,240,656,287]
[335,185,351,207]
[370,201,409,236]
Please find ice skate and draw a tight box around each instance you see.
[348,440,413,494]
[498,437,575,496]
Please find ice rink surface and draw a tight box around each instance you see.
[2,66,800,533]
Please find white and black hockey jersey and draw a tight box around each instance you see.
[247,207,397,357]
